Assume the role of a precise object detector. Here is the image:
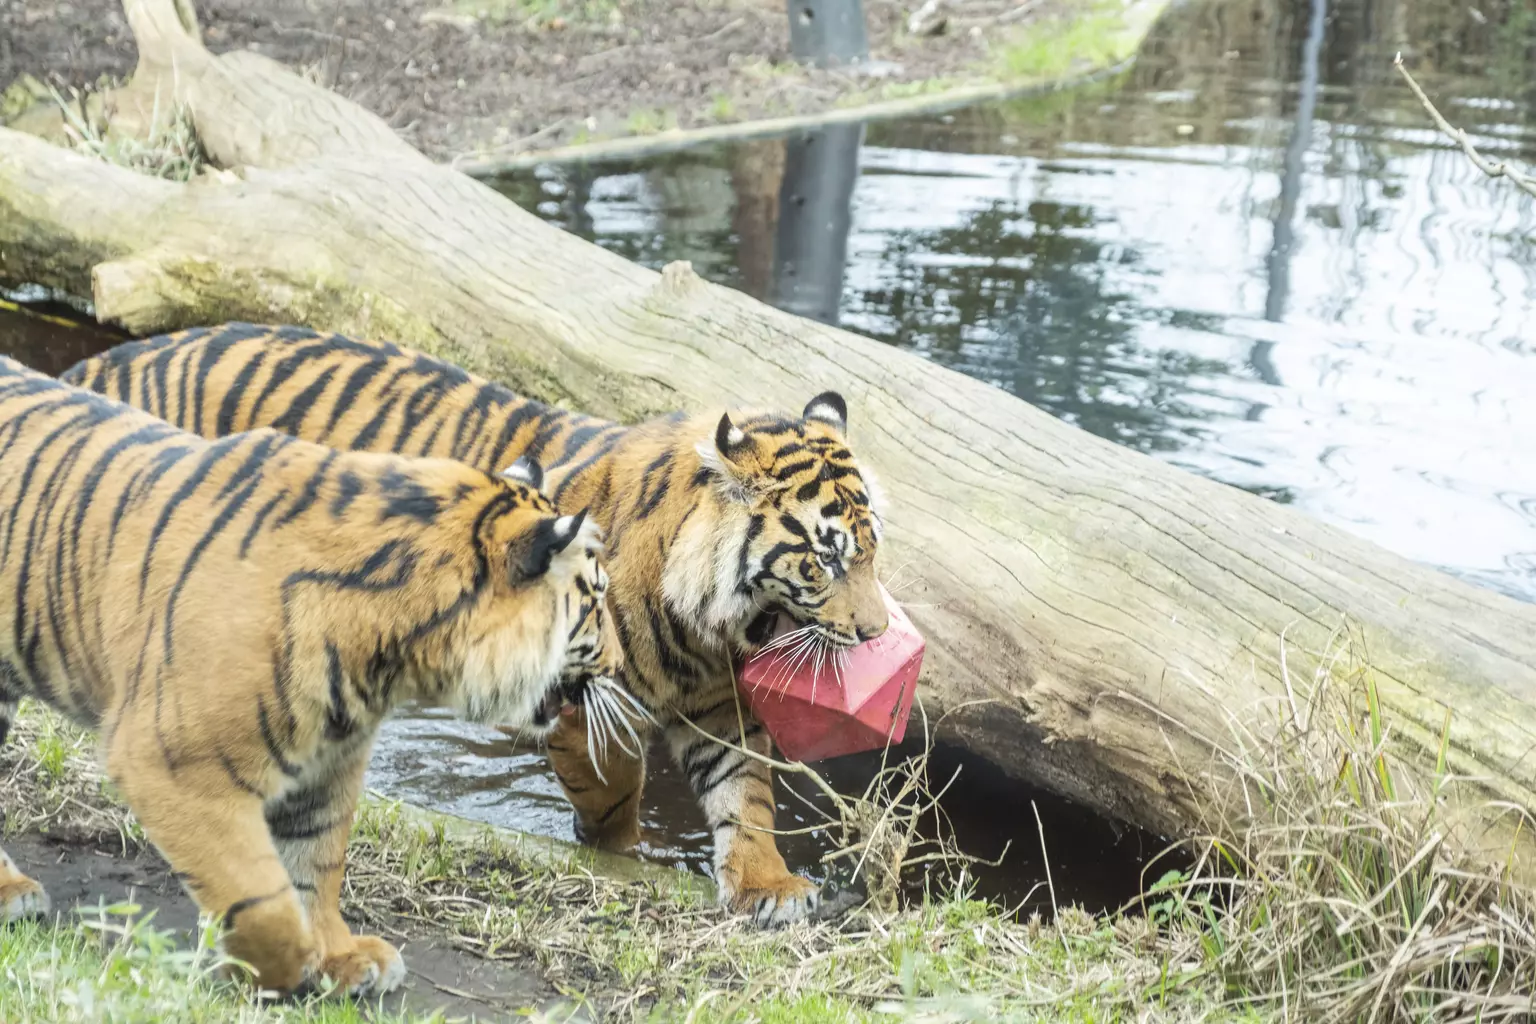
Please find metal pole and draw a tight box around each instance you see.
[786,0,869,68]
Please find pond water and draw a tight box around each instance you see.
[495,0,1536,605]
[5,0,1535,918]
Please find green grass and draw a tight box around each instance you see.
[990,12,1128,82]
[43,80,209,182]
[708,93,737,123]
[624,108,678,136]
[0,903,434,1024]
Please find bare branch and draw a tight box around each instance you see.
[1393,54,1536,200]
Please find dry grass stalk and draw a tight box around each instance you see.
[677,694,1010,913]
[0,706,139,851]
[1154,623,1536,1022]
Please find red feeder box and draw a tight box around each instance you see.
[737,586,924,762]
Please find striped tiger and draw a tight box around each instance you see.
[65,322,890,927]
[0,355,623,996]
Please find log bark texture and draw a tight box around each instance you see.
[4,0,1536,862]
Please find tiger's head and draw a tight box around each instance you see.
[451,457,624,736]
[679,392,888,653]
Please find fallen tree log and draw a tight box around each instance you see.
[4,0,1536,866]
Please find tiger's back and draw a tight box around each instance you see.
[6,351,539,738]
[63,322,620,476]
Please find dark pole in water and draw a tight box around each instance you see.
[1262,0,1328,328]
[785,0,869,67]
[770,124,863,326]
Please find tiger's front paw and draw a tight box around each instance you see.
[0,875,50,922]
[320,935,406,998]
[726,873,821,928]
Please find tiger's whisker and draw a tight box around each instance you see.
[584,704,610,785]
[597,677,656,725]
[759,623,818,654]
[590,690,620,759]
[603,692,644,758]
[592,686,634,758]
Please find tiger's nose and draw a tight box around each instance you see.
[855,617,888,642]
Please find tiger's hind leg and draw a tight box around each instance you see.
[665,694,820,927]
[0,702,49,922]
[268,740,404,998]
[106,737,318,993]
[547,708,648,853]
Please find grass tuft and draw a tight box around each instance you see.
[1153,625,1536,1021]
[0,900,438,1024]
[990,12,1126,82]
[47,81,209,182]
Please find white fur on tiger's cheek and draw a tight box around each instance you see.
[859,468,888,519]
[694,441,753,503]
[662,502,755,643]
[454,599,568,730]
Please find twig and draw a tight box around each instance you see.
[1393,53,1536,199]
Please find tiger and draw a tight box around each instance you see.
[0,354,623,996]
[64,322,891,927]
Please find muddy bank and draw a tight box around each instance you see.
[1,0,1095,161]
[5,828,567,1020]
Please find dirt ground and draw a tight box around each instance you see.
[0,0,1054,161]
[7,828,570,1021]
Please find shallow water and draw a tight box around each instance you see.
[6,0,1534,917]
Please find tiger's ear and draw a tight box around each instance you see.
[699,412,759,502]
[803,392,848,432]
[715,412,750,461]
[499,456,544,492]
[517,509,587,579]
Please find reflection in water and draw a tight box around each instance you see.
[499,0,1536,604]
[1265,0,1329,324]
[771,124,863,324]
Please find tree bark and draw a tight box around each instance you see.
[4,0,1536,867]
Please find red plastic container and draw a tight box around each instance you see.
[737,586,924,762]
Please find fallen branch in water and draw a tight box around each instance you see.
[1393,53,1536,200]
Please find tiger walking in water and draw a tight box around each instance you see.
[0,355,624,994]
[66,322,890,926]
